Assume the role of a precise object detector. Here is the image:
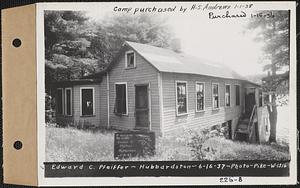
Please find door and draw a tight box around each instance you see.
[245,88,256,118]
[135,85,149,129]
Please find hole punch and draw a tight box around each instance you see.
[12,38,22,47]
[13,141,23,150]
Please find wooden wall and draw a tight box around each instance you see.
[160,72,246,136]
[108,46,161,135]
[55,81,108,128]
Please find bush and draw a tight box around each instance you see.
[187,128,210,160]
[45,94,55,123]
[186,126,290,161]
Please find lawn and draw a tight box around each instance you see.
[45,125,290,162]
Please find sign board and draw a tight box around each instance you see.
[114,131,155,159]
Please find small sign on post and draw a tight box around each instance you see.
[114,131,155,159]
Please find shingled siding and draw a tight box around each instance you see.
[108,47,161,135]
[161,72,245,136]
[73,84,102,127]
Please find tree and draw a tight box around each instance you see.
[88,13,176,69]
[246,10,290,142]
[44,12,176,89]
[44,11,176,122]
[44,11,100,92]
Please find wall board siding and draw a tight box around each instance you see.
[99,76,108,127]
[73,84,102,127]
[108,46,161,135]
[161,72,246,135]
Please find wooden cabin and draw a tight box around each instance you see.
[53,41,270,143]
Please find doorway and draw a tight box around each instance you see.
[135,85,149,130]
[245,88,256,118]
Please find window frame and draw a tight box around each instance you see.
[225,84,231,107]
[212,83,220,110]
[175,80,188,116]
[125,50,136,69]
[235,84,241,106]
[195,81,205,112]
[64,87,72,116]
[114,82,129,116]
[80,87,95,116]
[56,88,64,115]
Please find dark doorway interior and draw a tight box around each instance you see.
[245,88,256,118]
[135,85,149,130]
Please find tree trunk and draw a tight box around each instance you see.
[268,94,277,143]
[267,19,278,143]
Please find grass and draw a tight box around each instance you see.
[46,126,290,162]
[46,126,115,161]
[202,137,290,161]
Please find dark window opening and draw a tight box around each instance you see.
[114,84,127,115]
[65,89,72,116]
[126,52,135,68]
[235,85,240,106]
[81,89,93,116]
[57,89,63,115]
[225,85,231,107]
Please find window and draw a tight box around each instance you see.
[212,83,219,109]
[176,81,188,115]
[65,88,72,116]
[225,84,231,107]
[57,88,63,115]
[235,85,240,106]
[114,83,128,115]
[125,51,135,68]
[80,88,94,116]
[196,82,205,111]
[259,89,263,107]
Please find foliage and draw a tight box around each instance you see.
[186,129,210,160]
[44,11,176,93]
[45,93,55,123]
[246,10,290,142]
[247,10,290,96]
[247,11,290,78]
[44,11,97,92]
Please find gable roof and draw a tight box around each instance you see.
[124,41,247,81]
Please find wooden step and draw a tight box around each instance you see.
[235,123,249,134]
[236,128,249,134]
[239,119,250,124]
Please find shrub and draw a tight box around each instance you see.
[45,94,55,123]
[187,128,210,160]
